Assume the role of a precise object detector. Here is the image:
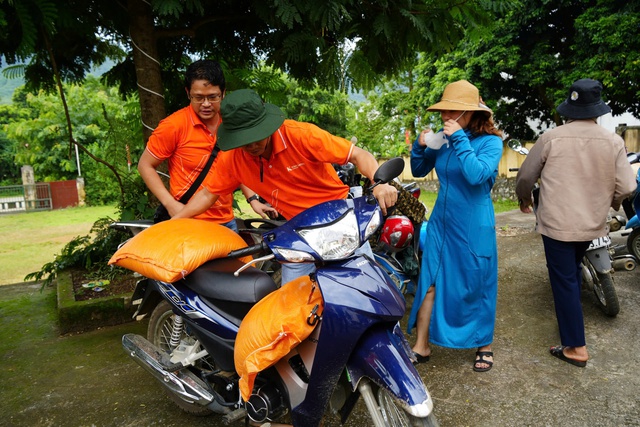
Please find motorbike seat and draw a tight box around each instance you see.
[183,257,278,304]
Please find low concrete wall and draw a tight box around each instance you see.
[416,176,516,202]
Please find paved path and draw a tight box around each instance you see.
[2,210,639,426]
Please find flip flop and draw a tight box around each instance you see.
[473,351,494,372]
[549,346,587,368]
[412,351,430,364]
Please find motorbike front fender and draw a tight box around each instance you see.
[585,246,612,273]
[345,323,433,418]
[626,215,639,229]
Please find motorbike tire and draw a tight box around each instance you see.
[583,259,620,317]
[626,228,640,262]
[374,385,439,427]
[147,300,214,416]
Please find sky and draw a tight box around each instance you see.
[599,112,640,133]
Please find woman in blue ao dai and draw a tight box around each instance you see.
[407,80,503,372]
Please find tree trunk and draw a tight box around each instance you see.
[127,0,166,143]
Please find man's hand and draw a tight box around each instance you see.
[373,183,398,216]
[165,199,185,218]
[519,199,533,214]
[250,200,279,219]
[173,188,219,219]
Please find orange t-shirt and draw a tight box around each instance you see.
[146,106,235,223]
[203,120,353,220]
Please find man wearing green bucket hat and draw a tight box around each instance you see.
[174,88,398,282]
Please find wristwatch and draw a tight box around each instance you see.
[246,194,260,204]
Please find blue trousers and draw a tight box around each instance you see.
[541,235,591,347]
[222,219,238,233]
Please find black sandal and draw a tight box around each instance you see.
[412,351,430,364]
[473,351,494,372]
[549,345,587,368]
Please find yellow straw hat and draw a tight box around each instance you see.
[427,80,492,116]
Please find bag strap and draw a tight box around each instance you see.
[178,145,220,204]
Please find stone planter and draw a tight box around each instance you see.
[56,269,136,334]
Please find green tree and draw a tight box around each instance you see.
[5,76,142,204]
[0,99,31,184]
[1,0,510,140]
[462,0,640,137]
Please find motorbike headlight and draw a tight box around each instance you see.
[298,210,359,260]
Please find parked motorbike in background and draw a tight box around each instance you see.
[333,163,426,295]
[622,153,640,262]
[116,158,438,427]
[372,180,424,295]
[509,139,624,316]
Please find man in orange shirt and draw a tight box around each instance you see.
[174,89,398,281]
[138,60,270,231]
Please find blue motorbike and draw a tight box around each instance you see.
[119,157,438,427]
[623,152,640,262]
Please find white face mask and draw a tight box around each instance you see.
[453,111,467,122]
[424,130,448,150]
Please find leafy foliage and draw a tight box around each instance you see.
[4,77,142,204]
[24,217,132,289]
[461,0,640,137]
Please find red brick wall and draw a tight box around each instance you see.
[48,180,79,209]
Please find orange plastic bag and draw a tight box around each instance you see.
[234,275,323,401]
[108,218,251,282]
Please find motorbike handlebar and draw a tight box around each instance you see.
[227,240,270,259]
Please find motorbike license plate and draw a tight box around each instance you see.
[588,235,611,250]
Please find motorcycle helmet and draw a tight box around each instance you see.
[379,215,414,252]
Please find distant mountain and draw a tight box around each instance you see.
[0,67,24,104]
[0,60,114,104]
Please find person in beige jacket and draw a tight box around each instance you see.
[516,78,636,368]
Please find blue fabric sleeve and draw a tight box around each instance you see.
[410,136,437,177]
[449,130,503,186]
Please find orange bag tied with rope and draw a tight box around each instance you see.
[234,275,323,401]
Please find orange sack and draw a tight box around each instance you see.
[108,218,252,282]
[235,275,324,401]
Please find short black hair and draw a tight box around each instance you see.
[184,60,226,92]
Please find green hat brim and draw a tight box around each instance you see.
[217,103,285,151]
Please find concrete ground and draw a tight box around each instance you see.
[1,209,639,427]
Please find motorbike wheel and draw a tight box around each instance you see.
[583,259,620,317]
[147,300,214,416]
[375,386,439,427]
[626,228,640,261]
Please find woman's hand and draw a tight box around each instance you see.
[443,119,462,137]
[418,129,432,147]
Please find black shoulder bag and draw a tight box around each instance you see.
[153,146,220,223]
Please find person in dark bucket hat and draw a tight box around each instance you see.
[516,78,636,369]
[216,89,286,151]
[174,88,399,284]
[556,78,612,119]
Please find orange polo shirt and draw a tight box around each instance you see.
[204,120,353,220]
[146,106,234,223]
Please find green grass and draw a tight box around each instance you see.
[0,205,117,285]
[419,191,518,219]
[0,191,518,286]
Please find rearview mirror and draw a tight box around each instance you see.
[374,157,404,184]
[507,139,529,155]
